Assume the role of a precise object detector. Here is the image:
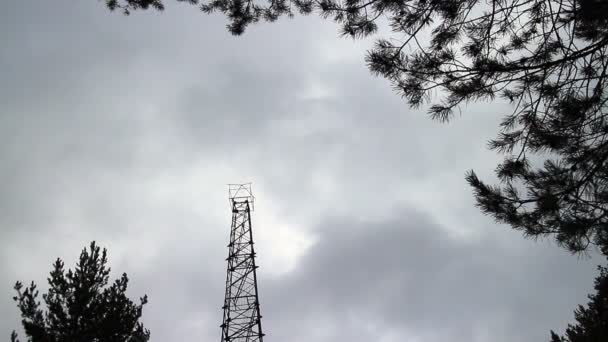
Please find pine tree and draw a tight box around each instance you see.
[550,260,608,342]
[98,0,608,255]
[11,241,150,342]
[101,0,196,15]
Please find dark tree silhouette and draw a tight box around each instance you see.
[10,241,150,342]
[99,0,608,254]
[550,260,608,342]
[103,0,196,14]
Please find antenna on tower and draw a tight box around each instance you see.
[220,183,264,342]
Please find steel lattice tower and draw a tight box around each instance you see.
[220,184,264,342]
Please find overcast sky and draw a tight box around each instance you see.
[0,1,603,342]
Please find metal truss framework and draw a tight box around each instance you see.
[220,184,264,342]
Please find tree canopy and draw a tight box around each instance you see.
[11,241,150,342]
[550,259,608,342]
[100,0,608,255]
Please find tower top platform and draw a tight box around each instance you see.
[228,183,255,211]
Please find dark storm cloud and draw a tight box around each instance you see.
[263,210,600,342]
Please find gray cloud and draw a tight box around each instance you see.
[264,211,599,342]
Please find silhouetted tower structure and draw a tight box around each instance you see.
[220,184,264,342]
